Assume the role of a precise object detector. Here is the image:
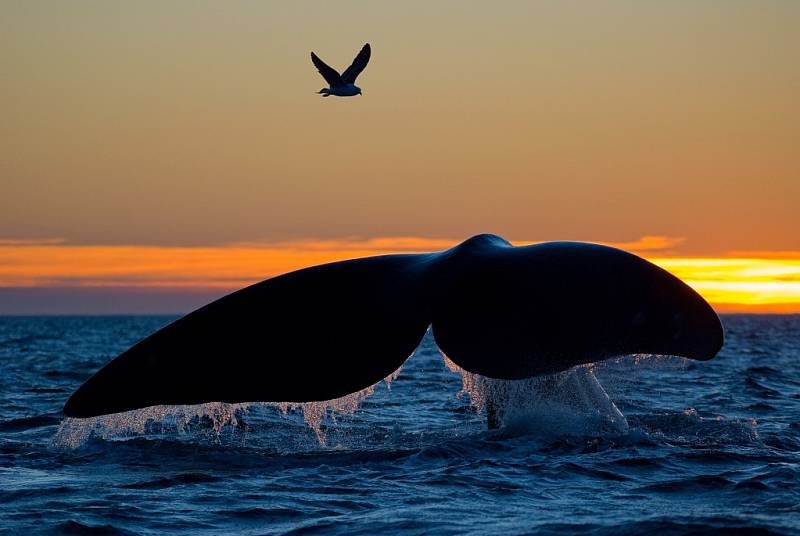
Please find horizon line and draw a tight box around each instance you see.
[1,235,799,314]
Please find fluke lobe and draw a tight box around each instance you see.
[63,234,723,418]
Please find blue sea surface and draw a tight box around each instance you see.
[1,315,799,535]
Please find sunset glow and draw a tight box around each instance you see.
[1,3,798,314]
[2,238,799,313]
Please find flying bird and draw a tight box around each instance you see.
[311,43,371,97]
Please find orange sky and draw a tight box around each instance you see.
[1,3,798,313]
[1,237,799,313]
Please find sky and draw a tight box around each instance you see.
[1,1,799,313]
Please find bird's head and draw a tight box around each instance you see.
[356,86,363,96]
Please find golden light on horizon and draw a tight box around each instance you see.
[2,238,799,313]
[652,258,800,311]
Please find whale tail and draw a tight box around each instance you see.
[63,253,433,418]
[431,238,722,379]
[64,235,723,419]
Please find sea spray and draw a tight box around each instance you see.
[53,366,403,449]
[442,353,629,435]
[53,402,250,449]
[275,366,402,444]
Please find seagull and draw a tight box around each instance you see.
[311,43,371,97]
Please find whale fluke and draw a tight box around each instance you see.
[431,236,723,379]
[63,254,434,418]
[64,234,723,418]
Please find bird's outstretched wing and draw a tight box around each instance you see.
[341,43,371,84]
[311,52,342,87]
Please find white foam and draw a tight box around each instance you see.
[442,353,629,437]
[53,365,403,449]
[53,402,249,449]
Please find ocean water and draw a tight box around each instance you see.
[1,314,799,535]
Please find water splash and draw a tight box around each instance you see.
[54,366,403,449]
[274,366,402,444]
[53,402,249,449]
[442,353,629,436]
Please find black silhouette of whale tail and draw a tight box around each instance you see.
[64,234,723,418]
